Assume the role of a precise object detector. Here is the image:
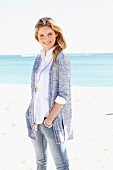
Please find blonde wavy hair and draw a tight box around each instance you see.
[35,17,67,65]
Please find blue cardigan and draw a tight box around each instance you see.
[26,51,73,143]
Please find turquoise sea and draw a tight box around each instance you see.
[0,53,113,87]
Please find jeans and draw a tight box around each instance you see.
[31,121,69,170]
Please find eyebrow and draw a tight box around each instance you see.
[38,32,53,35]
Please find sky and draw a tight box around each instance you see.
[0,0,113,54]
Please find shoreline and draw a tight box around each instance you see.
[1,83,113,90]
[0,84,113,169]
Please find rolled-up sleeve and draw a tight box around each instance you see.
[55,96,66,104]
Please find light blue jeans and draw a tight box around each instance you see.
[31,121,69,170]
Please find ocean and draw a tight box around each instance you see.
[0,53,113,87]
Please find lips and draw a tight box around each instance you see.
[44,42,51,45]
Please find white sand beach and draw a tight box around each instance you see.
[0,84,113,170]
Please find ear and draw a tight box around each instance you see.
[55,32,58,37]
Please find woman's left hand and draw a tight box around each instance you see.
[44,119,52,128]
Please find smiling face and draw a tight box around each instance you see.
[37,26,58,52]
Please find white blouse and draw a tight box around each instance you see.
[34,47,66,124]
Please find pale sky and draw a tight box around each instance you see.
[0,0,113,54]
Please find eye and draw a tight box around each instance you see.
[39,34,44,37]
[48,33,52,36]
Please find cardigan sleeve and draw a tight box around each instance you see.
[56,52,71,103]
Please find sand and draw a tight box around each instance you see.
[0,84,113,170]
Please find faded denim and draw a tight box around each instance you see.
[31,121,69,170]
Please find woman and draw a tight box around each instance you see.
[26,17,73,170]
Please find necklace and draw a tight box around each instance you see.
[34,58,52,92]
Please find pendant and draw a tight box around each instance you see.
[34,84,38,92]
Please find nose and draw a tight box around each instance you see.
[43,35,49,41]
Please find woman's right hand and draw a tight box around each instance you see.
[34,120,39,132]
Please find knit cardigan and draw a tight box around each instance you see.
[25,51,73,143]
